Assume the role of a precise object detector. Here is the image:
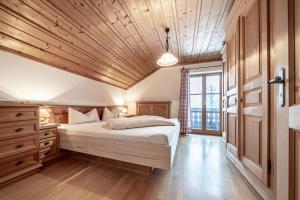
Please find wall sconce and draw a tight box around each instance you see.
[39,108,51,125]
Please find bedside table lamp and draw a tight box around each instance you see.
[40,108,51,125]
[120,107,128,116]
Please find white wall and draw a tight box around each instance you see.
[0,50,222,117]
[0,50,126,106]
[126,61,223,118]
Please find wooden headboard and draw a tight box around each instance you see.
[136,101,171,118]
[41,105,123,124]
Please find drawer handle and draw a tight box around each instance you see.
[15,128,24,133]
[15,160,24,166]
[16,113,23,117]
[44,132,50,136]
[15,143,24,149]
[44,142,50,146]
[44,151,50,156]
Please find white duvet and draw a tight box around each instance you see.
[58,118,180,145]
[106,115,175,130]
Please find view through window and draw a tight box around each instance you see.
[190,73,221,134]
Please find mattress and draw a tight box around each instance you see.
[58,118,179,145]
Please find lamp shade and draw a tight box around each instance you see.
[157,52,178,67]
[40,108,50,118]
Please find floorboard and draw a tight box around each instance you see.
[0,134,261,200]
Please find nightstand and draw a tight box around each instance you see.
[39,124,59,163]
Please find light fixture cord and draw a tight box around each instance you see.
[165,28,170,52]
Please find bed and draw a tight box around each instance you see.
[43,105,180,170]
[58,119,179,169]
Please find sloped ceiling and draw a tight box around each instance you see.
[0,0,233,89]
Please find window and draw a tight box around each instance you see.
[189,73,221,134]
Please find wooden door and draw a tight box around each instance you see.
[290,0,300,198]
[239,0,269,185]
[226,22,239,157]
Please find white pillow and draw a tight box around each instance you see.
[86,108,100,122]
[102,107,117,121]
[68,107,99,125]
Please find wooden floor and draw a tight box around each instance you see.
[0,134,260,200]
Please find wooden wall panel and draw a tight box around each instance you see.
[243,116,262,166]
[0,0,234,88]
[295,0,300,104]
[228,114,237,146]
[227,33,237,90]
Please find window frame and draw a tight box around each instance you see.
[189,72,222,135]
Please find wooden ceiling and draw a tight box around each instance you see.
[0,0,233,89]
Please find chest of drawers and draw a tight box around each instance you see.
[39,124,59,163]
[0,103,42,186]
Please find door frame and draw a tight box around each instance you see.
[270,0,292,198]
[190,72,222,135]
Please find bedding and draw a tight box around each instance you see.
[106,115,175,130]
[68,107,100,124]
[58,118,179,145]
[102,107,118,121]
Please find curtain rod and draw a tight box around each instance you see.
[182,65,222,70]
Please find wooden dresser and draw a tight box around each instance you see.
[39,124,59,163]
[0,103,42,186]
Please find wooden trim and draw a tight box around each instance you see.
[227,149,274,200]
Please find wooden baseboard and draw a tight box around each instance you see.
[226,150,274,200]
[68,151,154,175]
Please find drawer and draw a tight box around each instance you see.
[0,150,38,177]
[39,128,57,140]
[0,120,38,139]
[39,145,57,161]
[0,135,39,159]
[39,137,55,149]
[0,107,38,122]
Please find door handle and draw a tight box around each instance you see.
[268,76,284,84]
[268,67,285,107]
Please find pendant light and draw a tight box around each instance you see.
[157,28,178,67]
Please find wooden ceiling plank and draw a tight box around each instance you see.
[190,0,202,61]
[191,0,212,62]
[0,18,135,85]
[204,0,233,59]
[50,0,151,75]
[0,0,144,81]
[200,0,228,61]
[120,0,164,61]
[0,8,137,84]
[35,0,147,78]
[196,0,220,62]
[169,0,183,63]
[175,0,188,63]
[118,0,157,65]
[186,0,200,61]
[88,0,156,72]
[65,0,153,74]
[0,33,129,89]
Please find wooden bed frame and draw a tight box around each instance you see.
[136,101,171,118]
[43,104,179,172]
